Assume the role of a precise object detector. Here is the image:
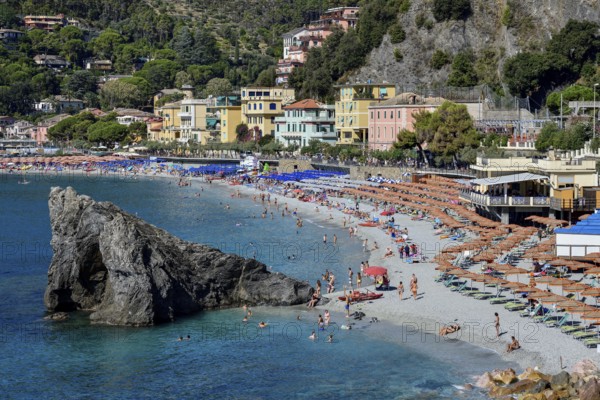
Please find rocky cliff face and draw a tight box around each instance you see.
[355,0,600,86]
[44,187,313,326]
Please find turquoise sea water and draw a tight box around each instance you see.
[0,171,514,399]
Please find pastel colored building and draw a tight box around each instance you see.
[274,99,336,147]
[368,93,441,150]
[179,99,210,143]
[276,7,359,85]
[309,6,359,32]
[23,14,80,31]
[241,87,295,139]
[335,83,396,145]
[156,101,182,142]
[30,114,70,145]
[219,105,242,143]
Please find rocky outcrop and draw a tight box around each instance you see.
[44,187,313,326]
[355,0,600,87]
[477,360,600,399]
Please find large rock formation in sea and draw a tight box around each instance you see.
[44,187,313,326]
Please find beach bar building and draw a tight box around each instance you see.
[461,154,599,224]
[555,210,600,257]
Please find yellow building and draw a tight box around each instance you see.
[219,106,242,143]
[334,83,396,145]
[180,99,209,143]
[241,87,295,138]
[156,101,182,142]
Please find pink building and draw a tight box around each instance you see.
[368,94,442,151]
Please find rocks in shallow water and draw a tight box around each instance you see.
[44,312,69,321]
[481,361,600,400]
[44,187,313,326]
[518,368,550,383]
[493,368,518,385]
[474,372,494,388]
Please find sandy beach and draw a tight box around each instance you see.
[4,163,600,376]
[214,177,600,376]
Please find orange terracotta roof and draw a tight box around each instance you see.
[284,99,321,110]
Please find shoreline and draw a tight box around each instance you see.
[5,166,599,376]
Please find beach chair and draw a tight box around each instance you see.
[450,281,468,292]
[533,309,554,323]
[520,303,542,318]
[472,292,494,300]
[545,313,570,328]
[442,275,458,287]
[562,323,585,335]
[504,302,527,311]
[489,297,510,305]
[583,337,600,348]
[573,330,599,340]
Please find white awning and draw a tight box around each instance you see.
[470,173,548,186]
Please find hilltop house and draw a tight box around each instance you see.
[34,95,84,114]
[23,14,80,31]
[276,7,359,85]
[33,54,70,70]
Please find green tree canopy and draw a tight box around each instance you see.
[99,79,146,109]
[447,50,477,87]
[204,78,233,97]
[546,85,594,115]
[87,120,129,146]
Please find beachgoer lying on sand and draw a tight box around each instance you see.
[439,324,460,336]
[507,336,520,353]
[382,247,394,259]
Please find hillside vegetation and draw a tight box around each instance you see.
[0,0,599,117]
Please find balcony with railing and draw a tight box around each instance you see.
[460,191,550,207]
[549,198,598,211]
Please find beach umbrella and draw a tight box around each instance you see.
[582,288,600,297]
[363,266,388,277]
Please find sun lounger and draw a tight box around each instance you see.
[472,292,494,300]
[545,313,570,328]
[489,297,509,304]
[561,324,584,334]
[573,330,599,340]
[520,304,542,318]
[583,337,600,348]
[504,302,527,311]
[450,281,467,292]
[533,310,554,323]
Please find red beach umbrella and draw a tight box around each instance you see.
[363,266,388,277]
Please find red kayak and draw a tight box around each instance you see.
[338,291,383,303]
